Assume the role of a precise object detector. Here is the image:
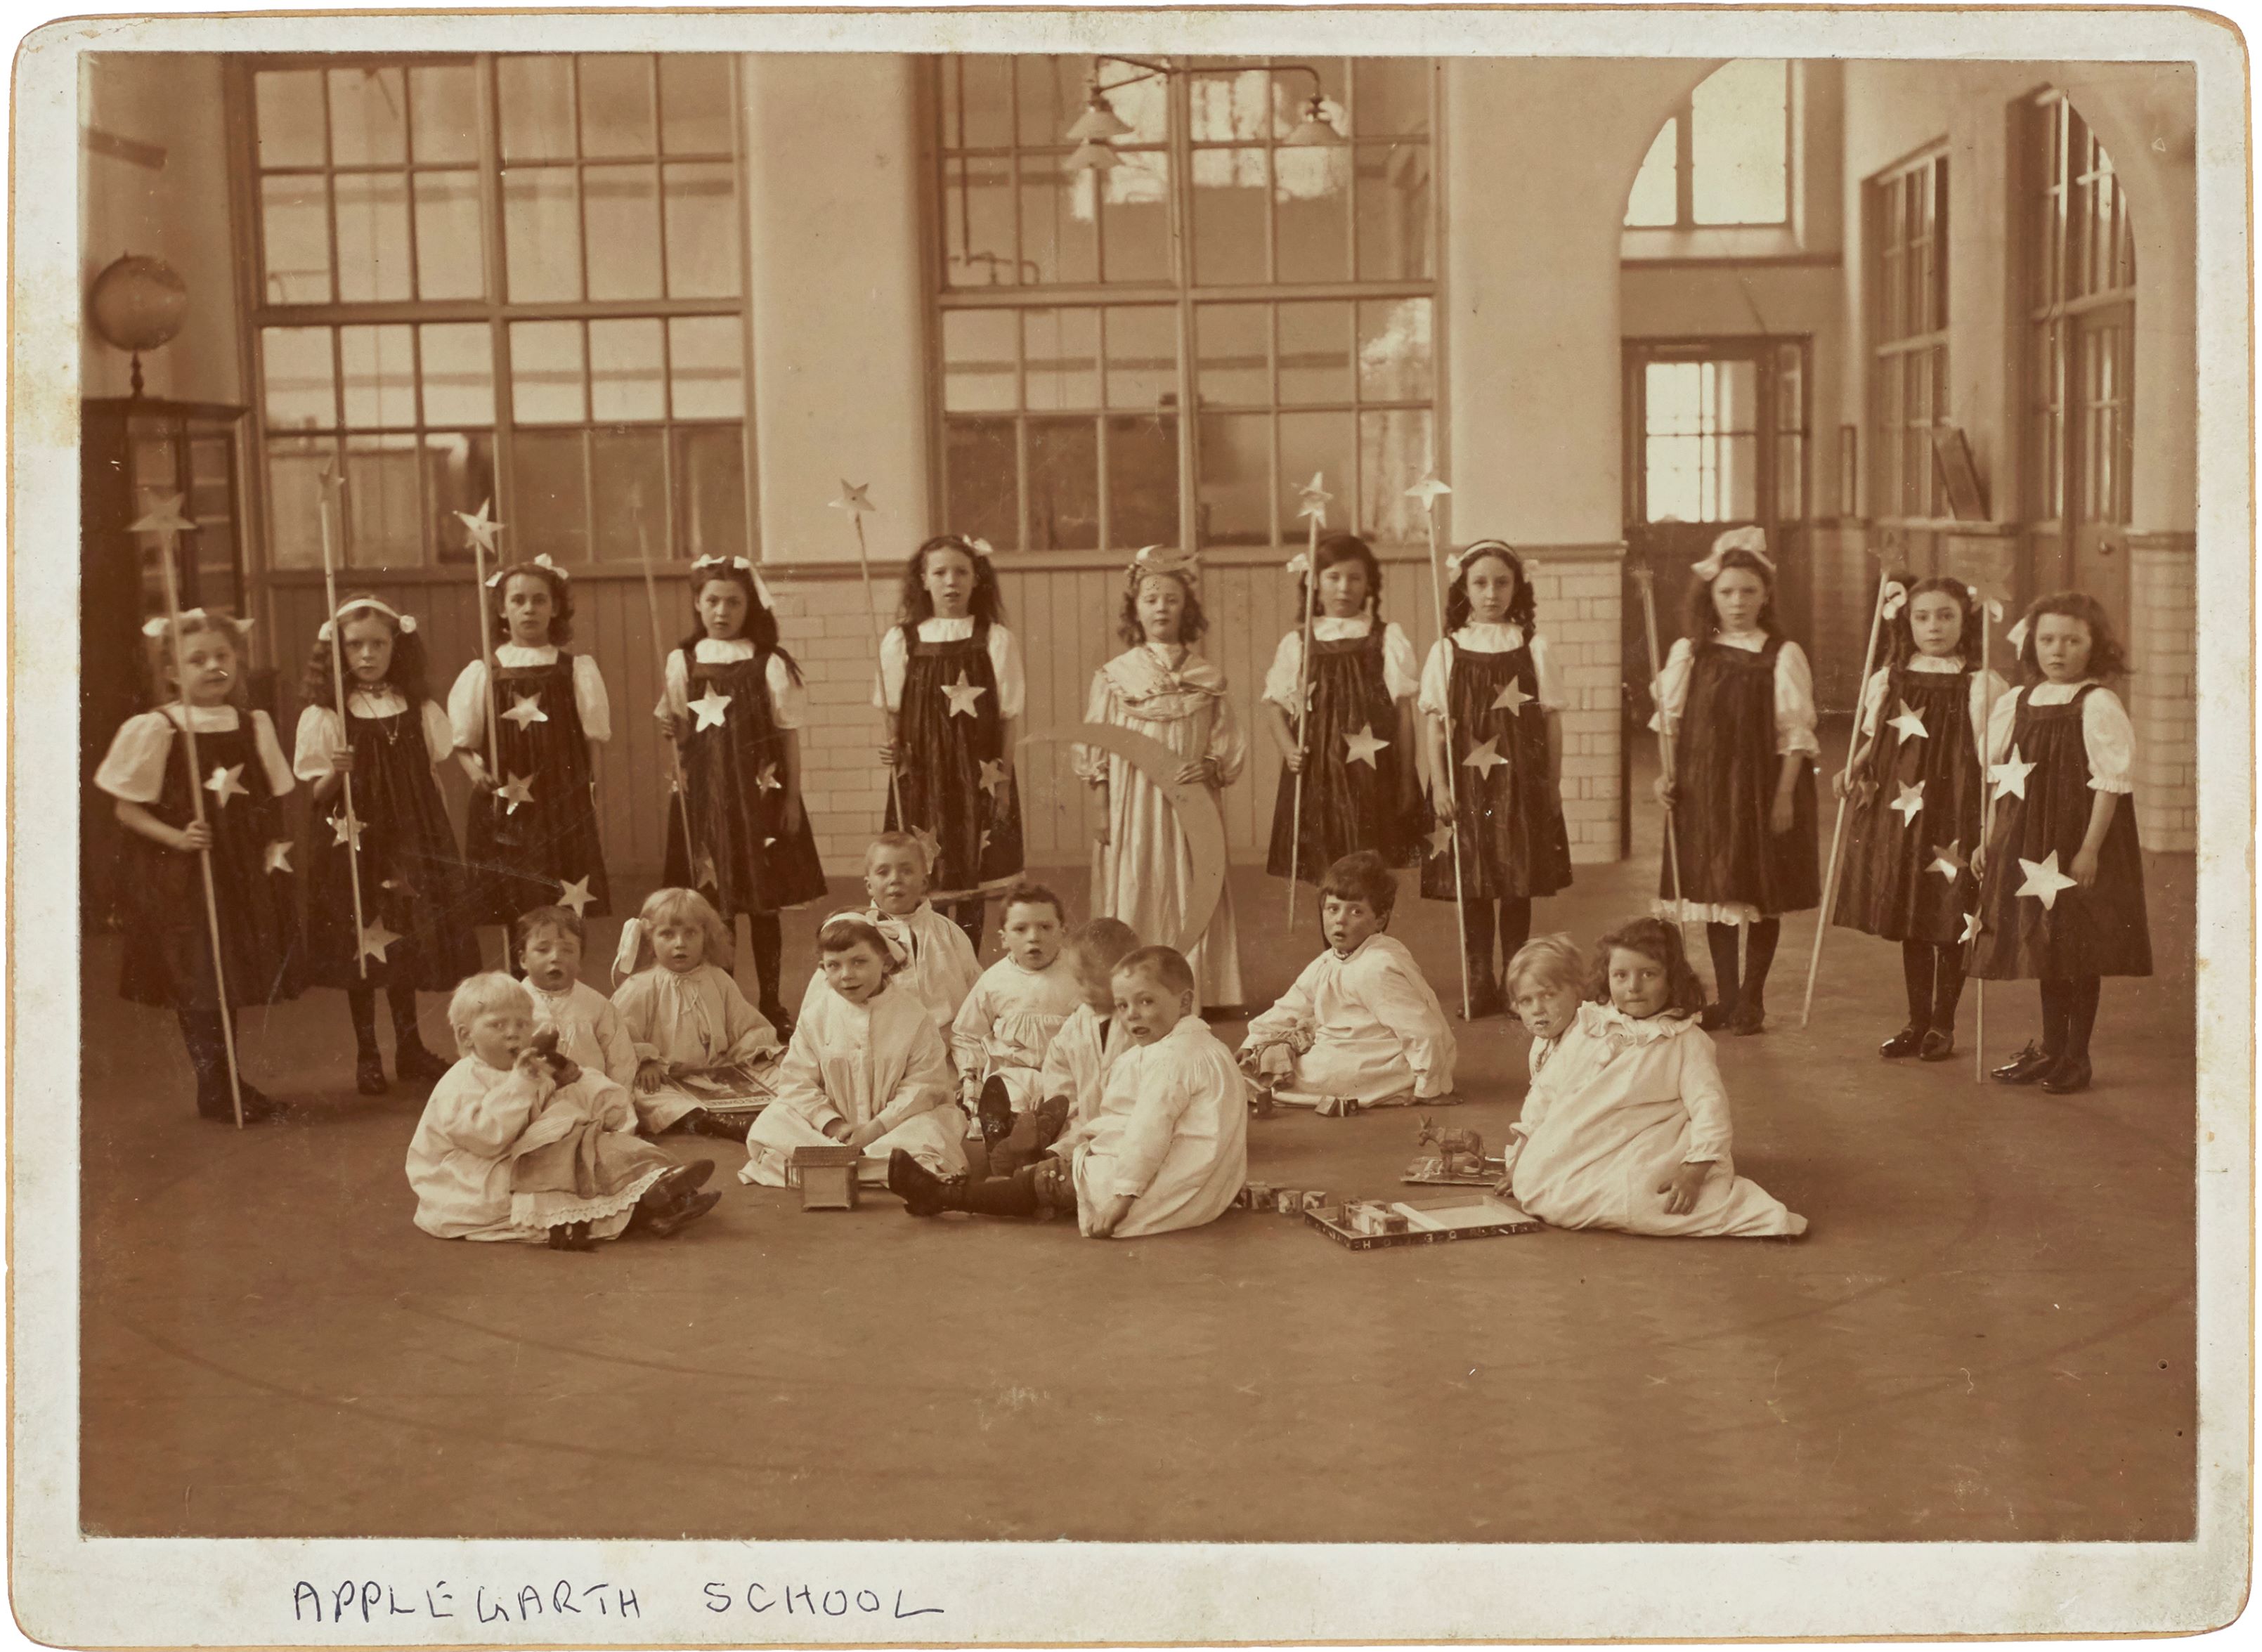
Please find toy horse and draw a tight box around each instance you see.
[1417,1116,1486,1178]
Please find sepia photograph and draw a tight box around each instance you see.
[11,4,2251,1643]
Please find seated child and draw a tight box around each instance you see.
[1505,932,1587,1079]
[1240,852,1456,1114]
[888,945,1248,1240]
[1500,918,1806,1239]
[518,904,639,1092]
[990,916,1140,1176]
[743,913,966,1186]
[802,831,982,1038]
[612,887,780,1140]
[406,973,718,1245]
[954,881,1083,1147]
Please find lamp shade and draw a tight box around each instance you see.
[89,253,188,353]
[1065,92,1134,143]
[1066,138,1122,172]
[1283,96,1347,148]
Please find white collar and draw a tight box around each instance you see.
[918,615,977,638]
[691,637,758,662]
[1310,613,1375,641]
[495,643,561,665]
[1452,621,1527,651]
[1578,1001,1700,1043]
[164,703,245,731]
[344,685,410,714]
[1710,630,1768,653]
[1904,653,1965,675]
[2026,678,2098,702]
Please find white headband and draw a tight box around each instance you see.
[1692,526,1774,581]
[692,554,778,611]
[143,609,253,639]
[1447,539,1520,583]
[823,911,911,967]
[318,597,417,642]
[486,552,570,589]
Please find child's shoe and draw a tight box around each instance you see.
[682,1108,747,1141]
[975,1076,1016,1147]
[649,1159,717,1209]
[547,1221,598,1251]
[1918,1028,1956,1062]
[1990,1041,2057,1084]
[1879,1025,1925,1059]
[888,1149,961,1216]
[356,1052,389,1095]
[1728,999,1767,1036]
[1698,1001,1736,1032]
[394,1040,453,1086]
[2040,1055,2091,1095]
[759,1001,794,1041]
[1458,977,1506,1021]
[644,1190,721,1237]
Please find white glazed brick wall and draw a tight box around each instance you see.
[1524,553,1624,865]
[2126,539,2197,853]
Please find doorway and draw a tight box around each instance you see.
[1619,336,1811,854]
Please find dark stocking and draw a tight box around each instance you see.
[1741,918,1781,1010]
[956,1165,1042,1218]
[1929,944,1968,1034]
[2062,975,2102,1061]
[1495,897,1533,972]
[1899,941,1934,1029]
[386,980,423,1047]
[1463,898,1498,987]
[1705,923,1743,1011]
[178,1009,230,1088]
[346,987,381,1058]
[746,912,785,1014]
[2037,978,2070,1057]
[951,897,986,953]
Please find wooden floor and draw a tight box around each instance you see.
[79,791,2197,1542]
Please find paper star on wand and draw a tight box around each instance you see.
[128,493,196,540]
[1959,909,1983,945]
[1425,820,1455,859]
[556,876,596,917]
[453,497,505,559]
[828,480,876,516]
[358,921,403,964]
[497,774,535,814]
[1295,471,1332,526]
[1403,474,1452,509]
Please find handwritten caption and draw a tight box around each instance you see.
[294,1580,944,1627]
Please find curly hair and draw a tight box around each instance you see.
[1292,532,1384,623]
[489,560,575,646]
[1682,546,1779,643]
[623,887,734,974]
[1883,573,1979,670]
[2013,590,2126,683]
[1444,540,1539,635]
[298,596,431,711]
[1000,879,1068,926]
[1318,850,1397,921]
[897,535,1006,637]
[679,560,803,686]
[1586,917,1707,1020]
[143,611,252,709]
[1116,565,1210,646]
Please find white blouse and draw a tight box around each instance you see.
[1650,632,1820,759]
[293,691,455,781]
[1983,681,2136,794]
[1854,658,2010,755]
[873,618,1025,718]
[95,705,295,805]
[447,647,612,750]
[656,639,807,731]
[1417,624,1567,721]
[1261,616,1422,710]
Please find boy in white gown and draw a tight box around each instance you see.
[516,906,640,1091]
[743,913,968,1187]
[800,833,983,1041]
[982,916,1139,1176]
[888,945,1248,1240]
[955,883,1084,1147]
[1242,853,1455,1114]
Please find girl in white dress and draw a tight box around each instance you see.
[741,914,966,1187]
[1502,918,1806,1239]
[1076,549,1246,1014]
[611,887,779,1138]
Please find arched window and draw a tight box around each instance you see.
[1625,60,1790,229]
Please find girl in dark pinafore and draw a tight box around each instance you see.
[1417,540,1573,1018]
[447,555,612,939]
[94,610,301,1121]
[1651,528,1821,1034]
[1829,575,2007,1062]
[876,535,1025,951]
[1262,531,1424,890]
[657,554,828,1031]
[1972,592,2150,1096]
[294,594,481,1095]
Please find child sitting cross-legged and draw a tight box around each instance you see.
[807,831,984,1041]
[1500,918,1806,1238]
[406,973,718,1247]
[1504,932,1588,1079]
[888,944,1248,1240]
[954,882,1084,1163]
[742,913,967,1185]
[1239,851,1456,1115]
[612,887,780,1140]
[982,916,1140,1178]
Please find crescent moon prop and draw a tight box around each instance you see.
[1019,725,1227,958]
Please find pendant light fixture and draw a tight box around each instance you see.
[1064,56,1346,171]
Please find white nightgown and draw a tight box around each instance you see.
[1036,1002,1129,1163]
[951,953,1084,1110]
[1242,933,1457,1108]
[1071,1015,1248,1240]
[741,980,967,1186]
[407,1055,646,1243]
[526,977,642,1093]
[613,962,779,1131]
[801,901,982,1042]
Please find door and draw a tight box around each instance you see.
[1620,338,1810,852]
[2068,306,2134,627]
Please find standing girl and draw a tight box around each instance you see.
[1263,531,1424,889]
[1652,528,1821,1034]
[876,534,1025,950]
[448,554,611,934]
[1972,592,2150,1095]
[1417,540,1573,1017]
[1830,576,2006,1061]
[1075,548,1247,1015]
[94,611,300,1121]
[658,554,828,1029]
[295,595,481,1095]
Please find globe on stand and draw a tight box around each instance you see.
[89,253,188,398]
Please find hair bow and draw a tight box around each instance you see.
[143,609,253,639]
[1879,580,1909,620]
[693,554,778,610]
[1691,526,1774,582]
[1447,538,1519,583]
[2006,615,2032,654]
[318,596,416,642]
[1130,545,1200,586]
[486,552,570,590]
[964,537,996,560]
[1965,584,2006,623]
[826,911,911,967]
[611,918,646,984]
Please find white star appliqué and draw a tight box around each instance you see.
[1343,723,1390,767]
[978,759,1008,795]
[1490,679,1532,717]
[2015,851,2079,911]
[556,876,596,917]
[328,809,365,851]
[263,840,294,875]
[1959,909,1983,944]
[358,921,402,963]
[1885,699,1929,743]
[1927,840,1968,882]
[1890,781,1926,827]
[502,691,548,729]
[940,673,987,718]
[755,762,783,793]
[1989,744,2036,801]
[205,765,249,808]
[689,687,733,731]
[497,774,535,814]
[1426,821,1455,859]
[1462,738,1507,779]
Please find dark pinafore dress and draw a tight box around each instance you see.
[1662,635,1820,918]
[1421,637,1573,902]
[1833,663,1985,947]
[464,653,611,926]
[304,700,482,991]
[885,619,1025,902]
[117,711,301,1012]
[1266,626,1421,881]
[1971,684,2152,981]
[663,648,829,916]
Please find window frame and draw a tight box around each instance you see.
[1864,146,1951,548]
[225,52,761,580]
[923,55,1445,557]
[1623,60,1794,234]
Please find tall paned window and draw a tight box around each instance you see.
[2023,89,2135,611]
[934,56,1438,552]
[243,56,754,569]
[1625,60,1791,229]
[1866,150,1948,564]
